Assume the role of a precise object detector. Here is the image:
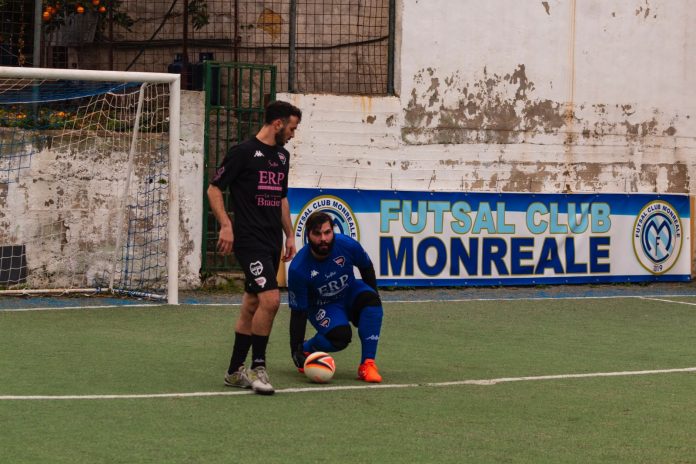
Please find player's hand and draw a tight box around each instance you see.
[216,224,233,255]
[282,237,296,262]
[292,345,308,372]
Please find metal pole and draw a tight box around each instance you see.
[387,0,396,95]
[33,0,42,67]
[288,0,297,92]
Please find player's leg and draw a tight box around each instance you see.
[303,303,352,353]
[224,291,258,388]
[349,282,384,382]
[227,248,281,395]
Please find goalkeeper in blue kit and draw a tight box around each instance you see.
[287,211,384,382]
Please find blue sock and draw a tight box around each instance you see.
[358,305,383,362]
[303,333,336,353]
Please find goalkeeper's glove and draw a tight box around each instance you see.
[291,344,309,373]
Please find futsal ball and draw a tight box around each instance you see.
[303,351,336,383]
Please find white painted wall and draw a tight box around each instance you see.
[281,0,696,195]
[177,90,205,289]
[0,90,203,292]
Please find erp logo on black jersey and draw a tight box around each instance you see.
[294,195,359,245]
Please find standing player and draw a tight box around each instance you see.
[288,211,384,383]
[207,100,302,395]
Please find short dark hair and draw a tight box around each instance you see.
[264,100,302,125]
[306,211,333,234]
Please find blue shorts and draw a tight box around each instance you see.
[308,280,376,334]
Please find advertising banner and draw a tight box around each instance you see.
[288,188,692,286]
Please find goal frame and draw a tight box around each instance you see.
[0,66,180,305]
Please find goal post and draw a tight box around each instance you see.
[0,67,180,304]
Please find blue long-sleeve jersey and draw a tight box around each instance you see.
[288,233,373,312]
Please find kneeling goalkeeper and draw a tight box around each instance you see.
[287,211,384,382]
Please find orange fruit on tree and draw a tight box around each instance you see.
[98,5,106,12]
[76,5,85,13]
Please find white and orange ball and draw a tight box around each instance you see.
[303,351,336,383]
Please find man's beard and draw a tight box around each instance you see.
[275,127,287,146]
[310,237,334,257]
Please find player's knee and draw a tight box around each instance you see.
[257,289,281,312]
[325,325,352,351]
[350,291,382,325]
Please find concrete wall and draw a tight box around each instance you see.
[281,0,696,195]
[0,90,203,291]
[178,90,205,288]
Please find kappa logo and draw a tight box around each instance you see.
[310,270,319,278]
[288,291,297,307]
[333,256,346,267]
[316,309,326,320]
[254,276,267,288]
[254,150,264,158]
[365,334,380,341]
[249,261,264,276]
[278,153,287,165]
[633,200,683,275]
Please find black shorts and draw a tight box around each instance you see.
[235,247,281,294]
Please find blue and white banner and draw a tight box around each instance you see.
[288,188,692,287]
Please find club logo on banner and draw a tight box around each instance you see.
[633,200,683,274]
[294,195,359,244]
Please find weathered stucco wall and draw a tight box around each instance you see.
[0,90,203,291]
[282,0,696,194]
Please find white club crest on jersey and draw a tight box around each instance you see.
[250,261,264,276]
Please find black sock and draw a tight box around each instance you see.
[250,334,270,369]
[228,332,252,374]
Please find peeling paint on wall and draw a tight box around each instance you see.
[403,65,681,146]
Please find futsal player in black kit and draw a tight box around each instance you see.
[207,100,301,395]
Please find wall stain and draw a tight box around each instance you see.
[403,65,680,146]
[541,1,550,15]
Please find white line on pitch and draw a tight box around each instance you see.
[187,293,696,307]
[2,366,695,401]
[639,296,696,307]
[4,293,696,312]
[0,303,162,312]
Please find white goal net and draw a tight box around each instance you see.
[0,67,180,304]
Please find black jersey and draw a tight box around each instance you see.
[210,137,290,251]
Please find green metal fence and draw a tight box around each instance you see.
[202,62,276,273]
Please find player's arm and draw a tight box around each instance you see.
[352,238,379,293]
[289,309,308,370]
[207,184,233,255]
[358,263,379,293]
[288,267,310,370]
[281,197,296,262]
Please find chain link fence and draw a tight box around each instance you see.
[1,0,394,95]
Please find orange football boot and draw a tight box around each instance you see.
[357,359,382,383]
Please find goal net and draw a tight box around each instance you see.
[0,67,180,304]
